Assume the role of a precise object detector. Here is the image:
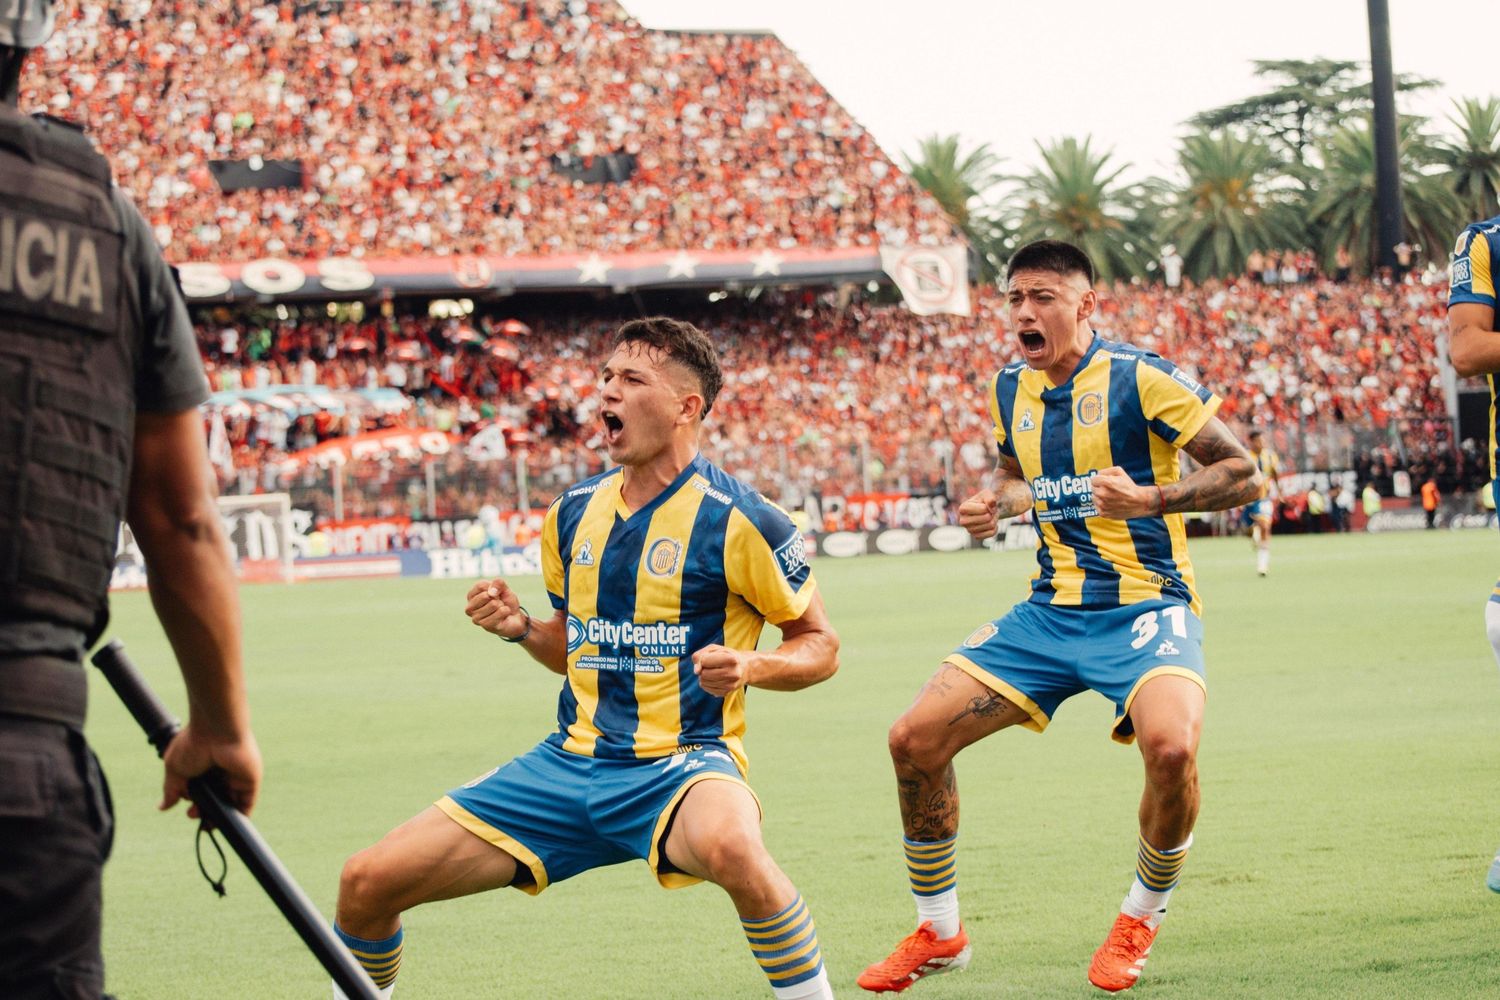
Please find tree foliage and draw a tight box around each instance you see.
[903,134,1007,279]
[1188,58,1438,175]
[1007,136,1155,282]
[1159,131,1301,282]
[1305,115,1461,273]
[903,58,1490,283]
[1433,97,1500,223]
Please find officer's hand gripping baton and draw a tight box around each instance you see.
[92,640,381,1000]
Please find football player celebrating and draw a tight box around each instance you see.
[858,241,1261,994]
[331,318,840,999]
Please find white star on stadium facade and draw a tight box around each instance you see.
[577,253,612,284]
[666,251,700,279]
[751,249,784,277]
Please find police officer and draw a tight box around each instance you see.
[0,3,262,997]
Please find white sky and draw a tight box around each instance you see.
[626,0,1500,184]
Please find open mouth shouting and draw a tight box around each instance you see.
[1019,330,1047,362]
[602,409,624,447]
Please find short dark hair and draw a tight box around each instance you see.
[613,316,723,417]
[1006,240,1096,286]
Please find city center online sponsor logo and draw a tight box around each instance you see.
[1031,471,1098,522]
[567,615,692,673]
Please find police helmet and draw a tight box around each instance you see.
[0,0,56,50]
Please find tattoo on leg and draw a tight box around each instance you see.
[921,665,960,698]
[896,760,958,840]
[948,692,1010,726]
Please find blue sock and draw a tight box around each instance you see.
[334,923,403,991]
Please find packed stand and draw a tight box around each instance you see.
[198,275,1457,525]
[24,0,953,261]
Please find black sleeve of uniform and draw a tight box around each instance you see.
[115,189,209,413]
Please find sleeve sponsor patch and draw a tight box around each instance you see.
[1452,258,1472,288]
[1171,368,1203,394]
[773,533,808,579]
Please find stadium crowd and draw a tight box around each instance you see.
[25,0,952,261]
[201,274,1467,524]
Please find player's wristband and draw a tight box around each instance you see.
[502,607,532,643]
[1156,485,1166,516]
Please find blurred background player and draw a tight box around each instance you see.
[0,3,261,997]
[332,318,840,999]
[1246,429,1281,576]
[1444,211,1500,891]
[857,241,1261,995]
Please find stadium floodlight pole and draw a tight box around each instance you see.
[1366,0,1404,274]
[91,641,381,1000]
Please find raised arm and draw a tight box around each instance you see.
[1448,302,1499,378]
[693,591,839,696]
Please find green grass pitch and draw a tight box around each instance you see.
[92,530,1500,998]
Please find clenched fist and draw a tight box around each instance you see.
[465,578,529,640]
[1089,466,1156,520]
[693,644,752,697]
[958,489,1000,540]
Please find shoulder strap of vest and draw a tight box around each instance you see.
[0,108,112,188]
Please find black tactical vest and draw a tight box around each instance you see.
[0,109,138,652]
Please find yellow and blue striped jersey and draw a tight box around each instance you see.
[1449,215,1500,477]
[990,334,1221,615]
[540,454,815,775]
[1253,447,1280,480]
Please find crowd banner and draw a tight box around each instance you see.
[173,247,889,303]
[280,428,462,472]
[878,244,971,316]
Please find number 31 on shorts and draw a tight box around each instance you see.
[1130,606,1188,649]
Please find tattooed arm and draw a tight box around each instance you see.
[1168,417,1263,513]
[957,451,1034,539]
[1090,417,1263,518]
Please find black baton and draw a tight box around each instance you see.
[92,640,381,1000]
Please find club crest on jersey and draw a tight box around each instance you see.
[963,622,999,648]
[646,537,682,577]
[574,539,595,567]
[1017,408,1036,432]
[1456,230,1472,256]
[1076,392,1104,426]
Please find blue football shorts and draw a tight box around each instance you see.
[943,599,1206,744]
[437,738,755,894]
[1247,498,1272,520]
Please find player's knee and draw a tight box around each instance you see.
[1139,735,1196,788]
[697,827,773,888]
[888,714,946,771]
[338,848,393,923]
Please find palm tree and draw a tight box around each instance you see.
[1433,97,1500,224]
[1159,130,1301,281]
[1305,115,1461,275]
[903,134,1002,230]
[1007,136,1153,282]
[904,135,1006,280]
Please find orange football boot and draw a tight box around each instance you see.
[856,921,971,993]
[1087,912,1159,992]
